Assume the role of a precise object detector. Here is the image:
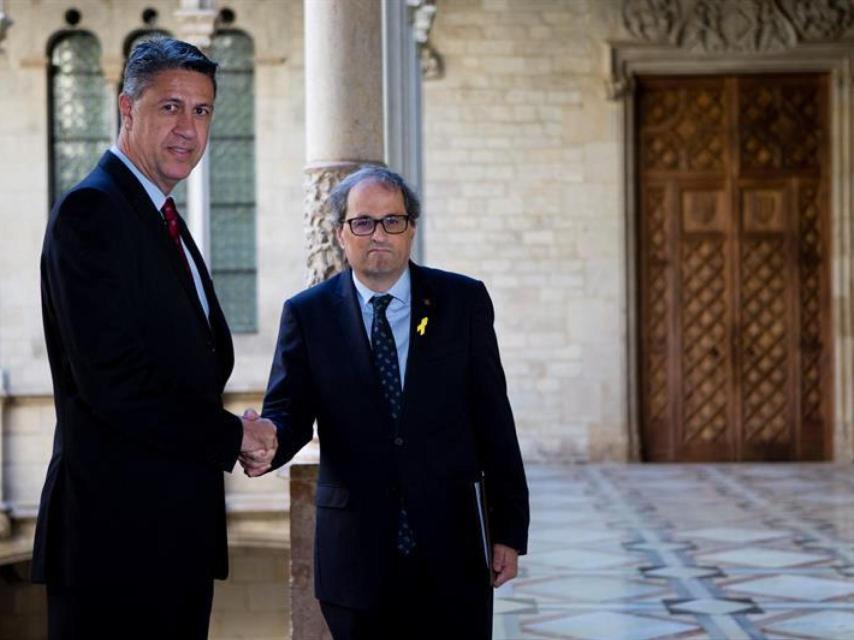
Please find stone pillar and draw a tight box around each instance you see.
[175,0,217,264]
[289,465,332,640]
[0,370,10,539]
[304,0,385,285]
[293,3,384,637]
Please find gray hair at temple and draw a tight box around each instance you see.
[121,37,218,100]
[329,166,421,225]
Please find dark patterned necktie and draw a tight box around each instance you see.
[370,294,416,556]
[161,197,191,274]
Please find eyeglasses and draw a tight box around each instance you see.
[344,215,411,236]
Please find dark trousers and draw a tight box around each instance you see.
[320,551,493,640]
[47,579,214,640]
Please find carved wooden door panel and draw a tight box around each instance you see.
[637,74,831,462]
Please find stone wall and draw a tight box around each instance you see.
[0,551,290,640]
[210,547,291,640]
[0,562,46,640]
[423,0,629,460]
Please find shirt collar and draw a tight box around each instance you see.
[110,145,169,212]
[352,268,412,308]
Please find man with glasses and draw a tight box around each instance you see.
[243,166,529,639]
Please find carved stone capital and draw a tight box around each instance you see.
[304,163,360,287]
[408,0,443,80]
[410,0,437,45]
[606,72,635,101]
[420,43,444,80]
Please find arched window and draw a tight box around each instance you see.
[208,30,257,333]
[49,31,110,205]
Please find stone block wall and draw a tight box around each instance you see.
[209,547,291,640]
[0,550,290,640]
[423,0,630,461]
[0,563,46,640]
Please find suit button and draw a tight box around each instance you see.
[394,436,404,447]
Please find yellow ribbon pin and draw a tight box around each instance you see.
[416,317,429,336]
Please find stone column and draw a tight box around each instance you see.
[292,3,384,638]
[174,0,217,264]
[289,465,332,640]
[304,0,385,285]
[0,370,10,539]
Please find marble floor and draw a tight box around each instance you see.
[494,464,854,640]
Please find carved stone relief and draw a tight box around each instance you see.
[304,165,355,286]
[409,0,443,79]
[623,0,854,52]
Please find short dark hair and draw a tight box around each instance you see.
[329,166,421,225]
[122,36,218,99]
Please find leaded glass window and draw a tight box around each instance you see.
[49,32,111,204]
[209,31,257,333]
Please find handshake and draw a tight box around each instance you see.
[239,409,277,477]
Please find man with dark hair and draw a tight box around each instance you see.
[247,166,529,639]
[33,37,277,639]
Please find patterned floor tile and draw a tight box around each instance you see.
[664,597,761,615]
[525,548,638,570]
[642,565,723,580]
[764,610,854,639]
[497,464,854,639]
[699,547,828,568]
[683,527,791,544]
[726,574,854,601]
[522,611,699,640]
[514,576,666,602]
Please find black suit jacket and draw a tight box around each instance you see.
[262,264,529,609]
[32,152,243,587]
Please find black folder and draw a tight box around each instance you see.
[473,473,493,576]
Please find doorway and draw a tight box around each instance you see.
[637,74,832,462]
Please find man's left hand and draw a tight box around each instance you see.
[492,543,519,588]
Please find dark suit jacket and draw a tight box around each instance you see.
[262,264,529,609]
[32,151,243,587]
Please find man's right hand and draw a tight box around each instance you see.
[240,408,277,477]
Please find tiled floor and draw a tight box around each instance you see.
[494,464,854,640]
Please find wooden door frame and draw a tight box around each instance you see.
[607,41,854,462]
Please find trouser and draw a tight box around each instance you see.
[47,578,214,640]
[320,550,493,640]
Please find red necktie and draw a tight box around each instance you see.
[161,197,191,275]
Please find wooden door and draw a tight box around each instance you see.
[637,74,831,462]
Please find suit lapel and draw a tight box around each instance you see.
[98,152,213,338]
[333,270,378,386]
[176,218,218,336]
[401,263,436,411]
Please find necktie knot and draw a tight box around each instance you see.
[162,197,178,221]
[370,294,393,315]
[161,198,190,274]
